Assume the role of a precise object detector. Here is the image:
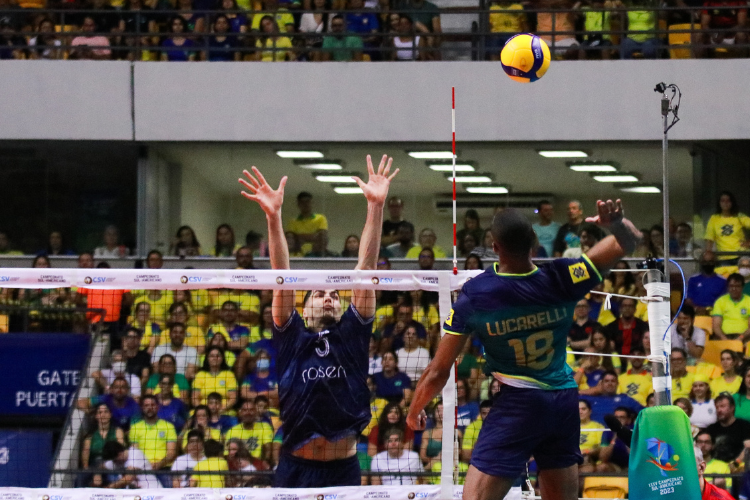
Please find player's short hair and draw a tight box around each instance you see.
[579,399,592,410]
[204,439,224,457]
[169,321,187,331]
[147,249,163,260]
[207,392,223,402]
[602,370,618,381]
[479,399,493,410]
[620,297,638,307]
[490,208,536,258]
[715,393,735,408]
[303,289,340,308]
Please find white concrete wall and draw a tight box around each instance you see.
[1,60,749,141]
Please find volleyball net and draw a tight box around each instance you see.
[0,265,681,499]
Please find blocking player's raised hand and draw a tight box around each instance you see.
[239,167,288,217]
[353,154,399,206]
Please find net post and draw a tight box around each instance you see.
[645,273,672,406]
[438,271,457,499]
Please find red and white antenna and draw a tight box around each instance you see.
[451,87,458,275]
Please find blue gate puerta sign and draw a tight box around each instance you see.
[0,333,91,416]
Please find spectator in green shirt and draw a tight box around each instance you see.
[320,14,364,60]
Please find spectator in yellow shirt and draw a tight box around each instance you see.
[578,399,604,473]
[704,191,750,269]
[712,274,750,340]
[128,395,177,486]
[190,439,229,487]
[286,191,328,254]
[671,348,695,400]
[486,0,527,60]
[404,228,447,259]
[710,350,742,396]
[460,400,492,462]
[192,347,238,409]
[223,399,274,465]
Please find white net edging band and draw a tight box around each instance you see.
[0,269,481,292]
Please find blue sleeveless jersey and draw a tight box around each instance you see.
[444,256,602,390]
[274,306,372,452]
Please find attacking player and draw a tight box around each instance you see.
[406,200,642,500]
[239,155,398,487]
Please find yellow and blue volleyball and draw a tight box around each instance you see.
[500,33,551,83]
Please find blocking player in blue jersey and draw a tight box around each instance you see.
[239,156,398,487]
[407,201,642,500]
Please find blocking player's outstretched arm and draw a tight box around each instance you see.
[239,167,295,327]
[585,199,643,274]
[351,154,399,319]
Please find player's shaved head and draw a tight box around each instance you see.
[490,208,535,257]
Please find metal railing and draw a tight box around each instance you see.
[1,4,748,61]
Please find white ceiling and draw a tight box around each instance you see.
[153,141,693,201]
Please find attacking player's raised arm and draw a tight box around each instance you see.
[585,199,643,274]
[239,167,295,327]
[351,155,399,319]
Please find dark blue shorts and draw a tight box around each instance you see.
[470,385,582,478]
[274,454,360,487]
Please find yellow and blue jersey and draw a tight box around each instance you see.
[444,256,602,390]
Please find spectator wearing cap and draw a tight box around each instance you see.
[385,221,415,258]
[711,273,750,341]
[669,304,706,363]
[286,191,328,255]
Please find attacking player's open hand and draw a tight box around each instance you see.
[353,154,399,206]
[239,167,288,217]
[406,409,427,431]
[585,199,625,228]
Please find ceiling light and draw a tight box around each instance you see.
[276,150,324,159]
[447,176,492,183]
[428,164,475,172]
[315,175,357,183]
[298,163,343,170]
[620,186,661,193]
[408,151,454,160]
[593,174,640,183]
[538,151,588,158]
[569,164,617,172]
[466,186,509,194]
[334,186,363,194]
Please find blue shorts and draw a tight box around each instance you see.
[470,385,582,478]
[274,454,360,487]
